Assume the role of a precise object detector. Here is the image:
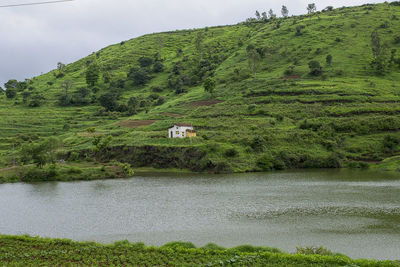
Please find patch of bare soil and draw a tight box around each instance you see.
[186,100,224,107]
[160,113,184,118]
[115,120,157,128]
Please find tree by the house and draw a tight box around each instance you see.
[281,5,289,17]
[307,3,317,14]
[86,62,100,87]
[203,77,216,95]
[247,46,262,80]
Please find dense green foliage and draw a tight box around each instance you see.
[1,3,400,174]
[0,162,134,183]
[0,235,398,266]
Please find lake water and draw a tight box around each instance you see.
[0,169,399,260]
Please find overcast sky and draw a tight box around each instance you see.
[0,0,386,87]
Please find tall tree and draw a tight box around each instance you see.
[127,96,139,115]
[268,9,276,19]
[248,48,262,80]
[57,62,65,73]
[370,29,388,74]
[281,5,289,17]
[203,77,216,95]
[61,80,73,97]
[255,10,261,20]
[86,63,100,87]
[4,79,18,90]
[195,32,204,59]
[307,3,317,14]
[261,12,268,21]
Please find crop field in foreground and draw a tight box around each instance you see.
[0,235,399,266]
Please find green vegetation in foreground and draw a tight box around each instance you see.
[0,235,398,266]
[1,3,400,175]
[0,162,134,183]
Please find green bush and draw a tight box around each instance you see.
[225,148,238,158]
[201,243,226,251]
[257,154,287,171]
[22,166,59,182]
[161,241,196,250]
[296,246,333,256]
[230,244,282,254]
[213,160,232,174]
[67,167,83,174]
[68,152,80,161]
[383,134,400,153]
[308,60,323,76]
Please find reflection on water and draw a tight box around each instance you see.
[0,169,399,260]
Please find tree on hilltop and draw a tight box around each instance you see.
[307,3,317,14]
[281,5,289,17]
[261,12,268,21]
[4,79,19,99]
[56,62,66,78]
[255,10,261,20]
[268,9,276,19]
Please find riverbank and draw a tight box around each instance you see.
[0,235,398,266]
[1,161,400,184]
[0,162,134,183]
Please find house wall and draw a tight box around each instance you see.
[169,126,193,138]
[186,131,197,138]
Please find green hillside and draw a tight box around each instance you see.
[2,2,400,175]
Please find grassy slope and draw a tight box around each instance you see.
[1,3,400,172]
[0,235,398,266]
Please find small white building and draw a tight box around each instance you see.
[169,123,196,138]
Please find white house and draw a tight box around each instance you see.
[169,123,196,138]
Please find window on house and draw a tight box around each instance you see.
[182,132,185,136]
[176,131,179,134]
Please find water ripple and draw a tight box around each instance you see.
[230,206,400,220]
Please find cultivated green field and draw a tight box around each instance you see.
[0,235,398,266]
[1,2,400,174]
